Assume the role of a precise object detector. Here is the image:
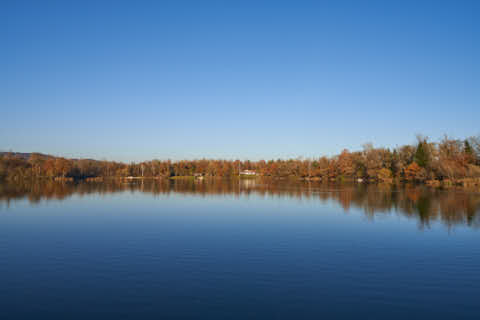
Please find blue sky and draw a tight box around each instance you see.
[2,0,479,162]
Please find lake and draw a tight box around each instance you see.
[1,179,479,319]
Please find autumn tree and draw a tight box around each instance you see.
[404,162,421,181]
[55,158,72,177]
[377,168,393,183]
[338,149,355,178]
[28,153,44,177]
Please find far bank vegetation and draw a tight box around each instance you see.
[1,135,480,188]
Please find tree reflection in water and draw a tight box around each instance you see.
[1,179,479,229]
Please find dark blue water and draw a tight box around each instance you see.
[1,180,479,319]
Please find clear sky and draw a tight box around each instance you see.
[2,0,479,162]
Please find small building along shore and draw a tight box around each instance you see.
[240,170,257,176]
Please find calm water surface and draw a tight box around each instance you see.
[1,179,479,319]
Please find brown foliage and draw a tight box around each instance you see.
[1,135,480,185]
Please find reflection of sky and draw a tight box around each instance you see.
[2,190,478,236]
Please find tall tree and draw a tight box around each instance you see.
[414,140,429,168]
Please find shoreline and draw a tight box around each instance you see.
[2,175,479,191]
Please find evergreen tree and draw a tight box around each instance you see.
[464,140,473,155]
[414,140,429,168]
[390,149,399,177]
[464,140,474,163]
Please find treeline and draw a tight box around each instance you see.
[1,135,480,185]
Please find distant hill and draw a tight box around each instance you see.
[0,152,101,162]
[0,152,53,160]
